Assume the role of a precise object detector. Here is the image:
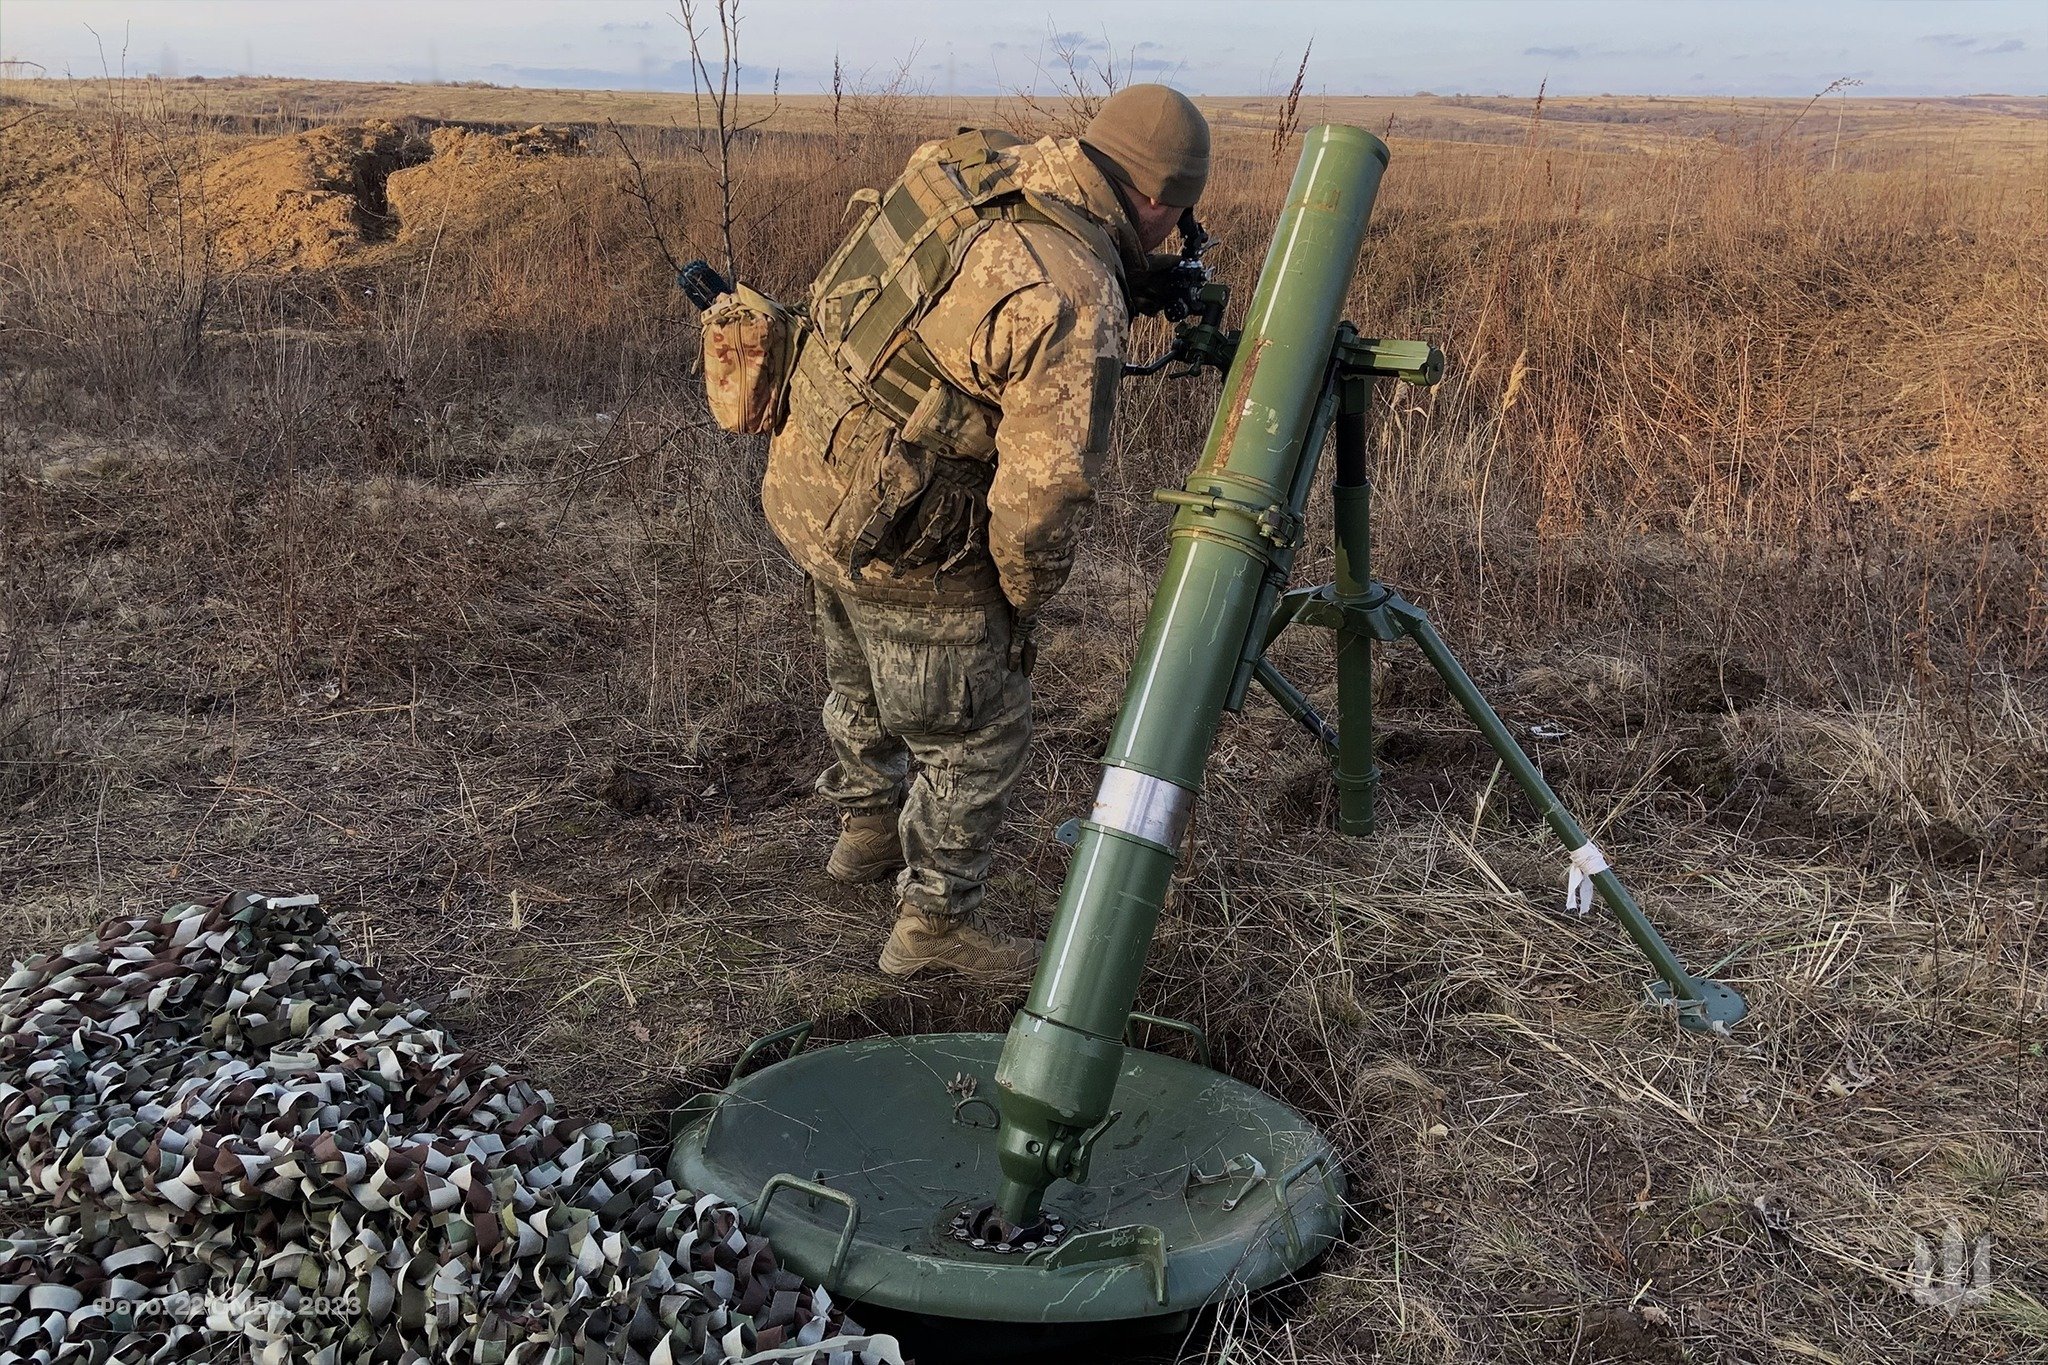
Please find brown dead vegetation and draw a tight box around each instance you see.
[1,75,2044,1364]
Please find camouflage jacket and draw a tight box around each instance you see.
[762,135,1140,615]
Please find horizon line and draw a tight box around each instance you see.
[3,69,2044,103]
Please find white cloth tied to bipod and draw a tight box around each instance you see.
[1566,841,1610,917]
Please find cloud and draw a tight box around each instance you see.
[1614,42,1696,60]
[486,63,633,87]
[1523,41,1693,62]
[1918,32,2025,55]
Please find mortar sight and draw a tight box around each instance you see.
[1127,206,1214,322]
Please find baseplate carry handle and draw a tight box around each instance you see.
[1273,1151,1335,1261]
[753,1174,860,1284]
[732,1021,814,1080]
[1123,1011,1213,1069]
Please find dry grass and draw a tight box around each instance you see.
[2,75,2045,1363]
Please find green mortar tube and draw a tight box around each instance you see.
[991,126,1392,1227]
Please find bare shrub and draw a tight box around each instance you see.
[3,77,227,396]
[676,0,780,279]
[1002,25,1126,139]
[834,50,928,156]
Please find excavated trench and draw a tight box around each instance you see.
[344,134,428,240]
[200,118,580,271]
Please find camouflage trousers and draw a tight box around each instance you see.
[809,581,1032,924]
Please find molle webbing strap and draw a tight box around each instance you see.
[868,335,950,422]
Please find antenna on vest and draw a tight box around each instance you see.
[675,260,734,311]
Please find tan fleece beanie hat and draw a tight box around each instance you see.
[1080,84,1210,208]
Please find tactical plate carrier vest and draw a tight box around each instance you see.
[805,129,1125,464]
[771,130,1129,589]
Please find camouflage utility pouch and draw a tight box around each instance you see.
[840,375,998,576]
[897,374,998,460]
[700,284,799,435]
[827,410,994,583]
[866,447,994,578]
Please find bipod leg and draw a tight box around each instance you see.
[1380,591,1748,1035]
[1331,371,1378,835]
[1252,658,1339,753]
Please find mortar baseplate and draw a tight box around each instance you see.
[668,1033,1344,1324]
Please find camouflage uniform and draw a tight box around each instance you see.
[766,136,1140,924]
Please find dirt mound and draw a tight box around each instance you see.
[382,123,584,237]
[0,112,107,234]
[202,119,428,270]
[200,120,582,272]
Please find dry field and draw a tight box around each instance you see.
[3,75,2046,1363]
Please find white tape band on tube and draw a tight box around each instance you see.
[1090,766,1196,850]
[1565,842,1609,917]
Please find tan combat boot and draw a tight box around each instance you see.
[826,811,904,884]
[878,911,1043,979]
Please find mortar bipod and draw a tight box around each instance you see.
[1248,326,1749,1036]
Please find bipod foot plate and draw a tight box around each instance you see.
[1648,977,1748,1036]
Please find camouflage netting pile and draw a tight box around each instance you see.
[0,893,902,1365]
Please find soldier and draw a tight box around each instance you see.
[762,85,1211,977]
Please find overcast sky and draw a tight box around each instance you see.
[3,0,2042,99]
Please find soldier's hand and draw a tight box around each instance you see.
[1006,606,1039,675]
